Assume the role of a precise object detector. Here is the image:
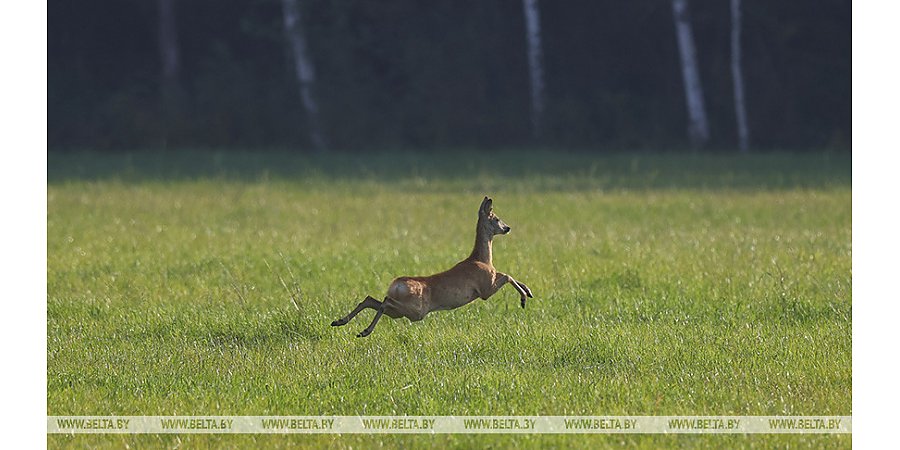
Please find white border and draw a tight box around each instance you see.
[2,0,47,448]
[853,0,900,448]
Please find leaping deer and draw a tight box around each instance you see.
[331,196,533,337]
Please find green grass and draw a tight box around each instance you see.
[47,150,851,448]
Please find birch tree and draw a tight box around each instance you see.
[671,0,710,147]
[281,0,326,151]
[158,0,182,129]
[522,0,545,139]
[730,0,750,152]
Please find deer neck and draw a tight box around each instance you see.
[469,222,493,265]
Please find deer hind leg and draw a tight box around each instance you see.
[358,295,420,337]
[331,295,381,327]
[357,302,386,338]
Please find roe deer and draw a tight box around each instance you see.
[331,196,533,337]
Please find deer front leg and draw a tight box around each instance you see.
[511,279,533,299]
[507,275,533,309]
[331,295,381,327]
[489,272,530,309]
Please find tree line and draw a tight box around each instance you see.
[48,0,850,152]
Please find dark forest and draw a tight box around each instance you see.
[48,0,851,152]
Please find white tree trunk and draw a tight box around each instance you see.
[158,0,179,88]
[730,0,750,152]
[281,0,326,151]
[522,0,545,139]
[158,0,182,128]
[671,0,710,146]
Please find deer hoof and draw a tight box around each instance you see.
[520,298,526,309]
[357,329,372,338]
[331,318,347,327]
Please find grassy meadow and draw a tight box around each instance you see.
[47,151,851,448]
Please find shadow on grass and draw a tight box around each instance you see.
[105,307,326,349]
[202,308,327,348]
[48,150,851,191]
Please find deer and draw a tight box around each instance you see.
[331,196,533,337]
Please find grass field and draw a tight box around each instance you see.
[47,151,851,448]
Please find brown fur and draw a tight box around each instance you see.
[331,196,533,337]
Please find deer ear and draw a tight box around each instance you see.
[480,196,493,215]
